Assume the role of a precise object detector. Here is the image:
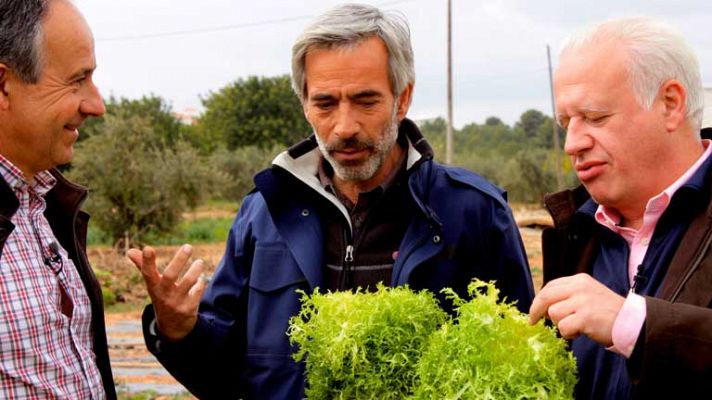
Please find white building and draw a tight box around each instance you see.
[173,107,200,125]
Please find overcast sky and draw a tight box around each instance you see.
[74,0,712,128]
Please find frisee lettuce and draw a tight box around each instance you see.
[288,284,447,399]
[413,280,576,399]
[288,281,576,399]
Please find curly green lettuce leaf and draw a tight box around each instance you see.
[412,280,577,399]
[287,284,448,399]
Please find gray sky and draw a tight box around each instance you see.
[75,0,712,128]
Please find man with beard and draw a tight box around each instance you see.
[129,4,534,399]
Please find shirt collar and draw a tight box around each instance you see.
[0,153,57,197]
[593,139,712,229]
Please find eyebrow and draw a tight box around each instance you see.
[69,67,95,81]
[349,90,383,101]
[310,93,336,102]
[580,107,610,113]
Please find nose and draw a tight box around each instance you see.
[563,117,593,156]
[80,80,106,117]
[333,103,359,140]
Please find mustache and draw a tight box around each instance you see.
[323,136,374,152]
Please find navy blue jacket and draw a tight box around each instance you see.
[143,119,534,399]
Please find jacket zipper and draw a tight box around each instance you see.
[340,229,354,290]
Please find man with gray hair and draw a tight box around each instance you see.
[530,16,712,398]
[132,3,534,399]
[0,0,114,398]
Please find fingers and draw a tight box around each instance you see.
[161,244,194,284]
[188,273,208,299]
[176,259,206,293]
[127,246,161,287]
[127,248,143,268]
[529,273,591,325]
[528,273,625,346]
[556,312,584,340]
[529,282,573,324]
[546,298,573,324]
[127,244,207,299]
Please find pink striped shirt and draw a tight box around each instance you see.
[0,155,105,399]
[595,139,712,357]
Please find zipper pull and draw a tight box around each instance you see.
[345,245,354,262]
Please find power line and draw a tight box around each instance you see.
[97,0,414,42]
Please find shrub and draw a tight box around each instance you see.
[69,114,229,245]
[208,145,281,201]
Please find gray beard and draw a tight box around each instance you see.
[315,105,399,182]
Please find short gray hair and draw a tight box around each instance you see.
[560,16,704,130]
[0,0,49,83]
[291,3,415,103]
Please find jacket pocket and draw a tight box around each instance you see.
[245,244,307,357]
[249,244,307,293]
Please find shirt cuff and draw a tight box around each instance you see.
[607,292,647,358]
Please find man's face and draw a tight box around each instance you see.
[554,42,670,214]
[0,0,105,179]
[302,36,411,183]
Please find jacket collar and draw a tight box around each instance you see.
[270,118,433,229]
[0,168,86,220]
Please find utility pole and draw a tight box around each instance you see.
[547,44,564,190]
[445,0,453,165]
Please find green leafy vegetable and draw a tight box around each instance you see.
[288,281,577,399]
[288,284,447,399]
[413,280,576,399]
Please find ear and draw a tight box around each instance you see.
[395,83,414,121]
[658,79,687,132]
[0,64,9,110]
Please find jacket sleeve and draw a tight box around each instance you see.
[486,203,535,313]
[142,197,256,399]
[628,297,712,392]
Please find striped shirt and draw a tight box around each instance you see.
[0,155,104,399]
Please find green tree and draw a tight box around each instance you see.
[515,109,547,139]
[534,117,567,149]
[499,149,558,203]
[80,95,184,147]
[485,116,504,126]
[198,75,311,151]
[69,114,228,245]
[209,144,282,201]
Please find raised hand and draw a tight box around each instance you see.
[127,244,207,341]
[529,273,625,346]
